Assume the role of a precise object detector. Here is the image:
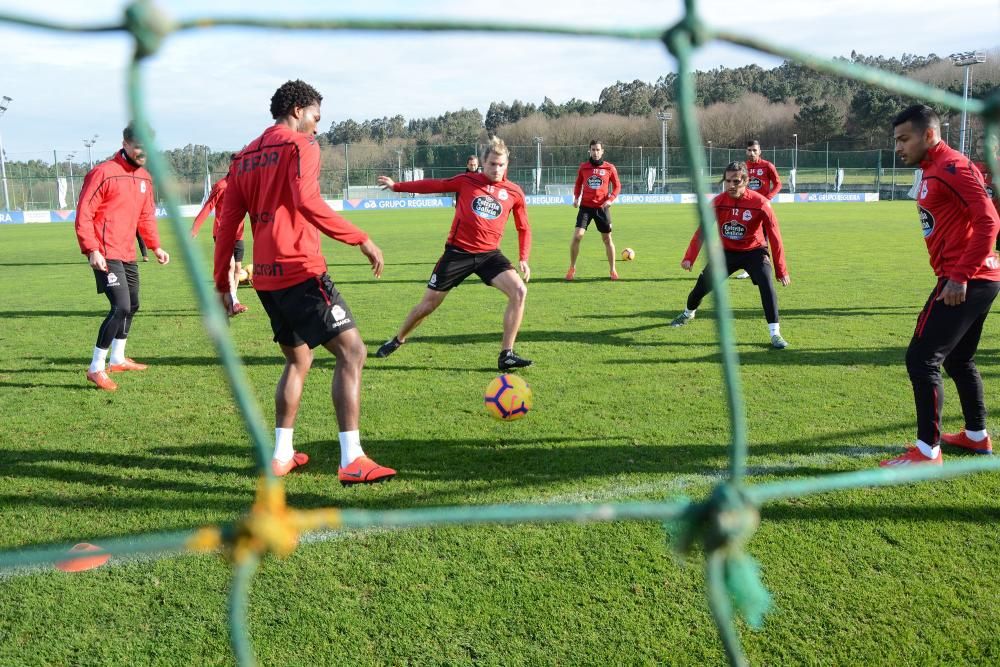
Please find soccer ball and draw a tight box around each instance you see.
[621,247,636,261]
[238,266,253,286]
[484,374,532,421]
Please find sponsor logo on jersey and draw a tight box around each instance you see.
[471,195,502,219]
[748,178,762,190]
[722,221,747,240]
[587,175,603,189]
[918,206,935,238]
[497,188,509,201]
[742,210,752,221]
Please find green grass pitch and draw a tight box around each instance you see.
[2,201,1000,665]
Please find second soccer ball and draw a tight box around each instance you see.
[484,374,532,421]
[621,247,636,261]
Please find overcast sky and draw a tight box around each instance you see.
[0,0,996,161]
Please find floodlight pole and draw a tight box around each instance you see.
[396,149,402,182]
[943,122,951,146]
[792,133,798,193]
[950,51,986,156]
[532,136,543,195]
[707,140,712,182]
[83,134,99,168]
[657,112,672,192]
[66,153,76,204]
[0,96,12,210]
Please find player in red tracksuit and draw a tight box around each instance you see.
[214,79,394,485]
[191,173,247,315]
[75,123,171,392]
[974,152,999,248]
[668,160,791,349]
[880,105,1000,467]
[373,136,533,371]
[734,140,783,279]
[566,140,621,281]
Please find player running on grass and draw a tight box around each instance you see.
[880,105,1000,467]
[566,139,621,281]
[374,137,534,371]
[214,79,394,486]
[191,171,248,316]
[75,122,171,392]
[668,160,791,349]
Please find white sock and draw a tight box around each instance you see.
[109,338,128,365]
[768,323,781,337]
[273,427,294,463]
[339,430,365,468]
[965,429,989,442]
[230,288,240,305]
[684,309,696,318]
[89,346,109,373]
[915,439,940,459]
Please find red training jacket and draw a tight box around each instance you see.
[745,158,781,200]
[75,150,159,262]
[574,160,620,208]
[917,142,1000,283]
[682,188,788,279]
[391,173,531,260]
[214,124,369,292]
[191,176,242,240]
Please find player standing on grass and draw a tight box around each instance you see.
[668,161,791,349]
[734,140,782,279]
[214,79,395,485]
[75,123,170,392]
[880,105,1000,467]
[566,140,621,281]
[191,172,247,316]
[454,154,481,208]
[373,137,533,371]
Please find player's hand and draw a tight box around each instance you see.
[519,260,531,283]
[680,260,692,271]
[376,175,395,190]
[88,250,108,272]
[936,279,966,305]
[778,274,791,286]
[190,229,198,239]
[572,200,579,208]
[360,238,384,278]
[154,248,170,265]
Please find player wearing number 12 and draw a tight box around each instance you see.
[669,161,791,349]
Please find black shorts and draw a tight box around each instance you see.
[256,273,357,348]
[722,248,772,285]
[575,206,612,233]
[427,245,514,292]
[213,237,246,263]
[94,259,139,295]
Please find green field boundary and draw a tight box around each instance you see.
[1,1,998,665]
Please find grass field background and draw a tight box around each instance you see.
[3,201,1000,665]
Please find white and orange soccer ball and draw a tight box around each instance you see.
[484,374,532,421]
[621,247,636,261]
[239,266,253,286]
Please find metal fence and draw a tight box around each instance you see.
[0,145,920,210]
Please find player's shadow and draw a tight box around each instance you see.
[0,261,85,267]
[528,276,686,284]
[763,502,1000,524]
[614,345,913,367]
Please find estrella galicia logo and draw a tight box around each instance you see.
[748,178,762,190]
[722,221,746,240]
[918,206,935,238]
[471,195,502,219]
[587,175,603,189]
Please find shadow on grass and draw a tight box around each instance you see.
[762,502,1000,524]
[0,308,202,319]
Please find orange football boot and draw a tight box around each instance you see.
[940,431,992,455]
[339,456,396,486]
[108,358,148,372]
[86,369,118,391]
[879,446,942,467]
[272,451,309,477]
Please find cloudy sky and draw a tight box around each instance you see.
[0,0,996,161]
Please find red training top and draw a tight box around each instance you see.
[391,173,531,260]
[682,188,788,279]
[191,176,242,240]
[75,150,159,262]
[917,142,1000,283]
[214,124,369,292]
[745,158,782,200]
[574,160,620,208]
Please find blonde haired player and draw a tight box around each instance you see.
[375,138,534,371]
